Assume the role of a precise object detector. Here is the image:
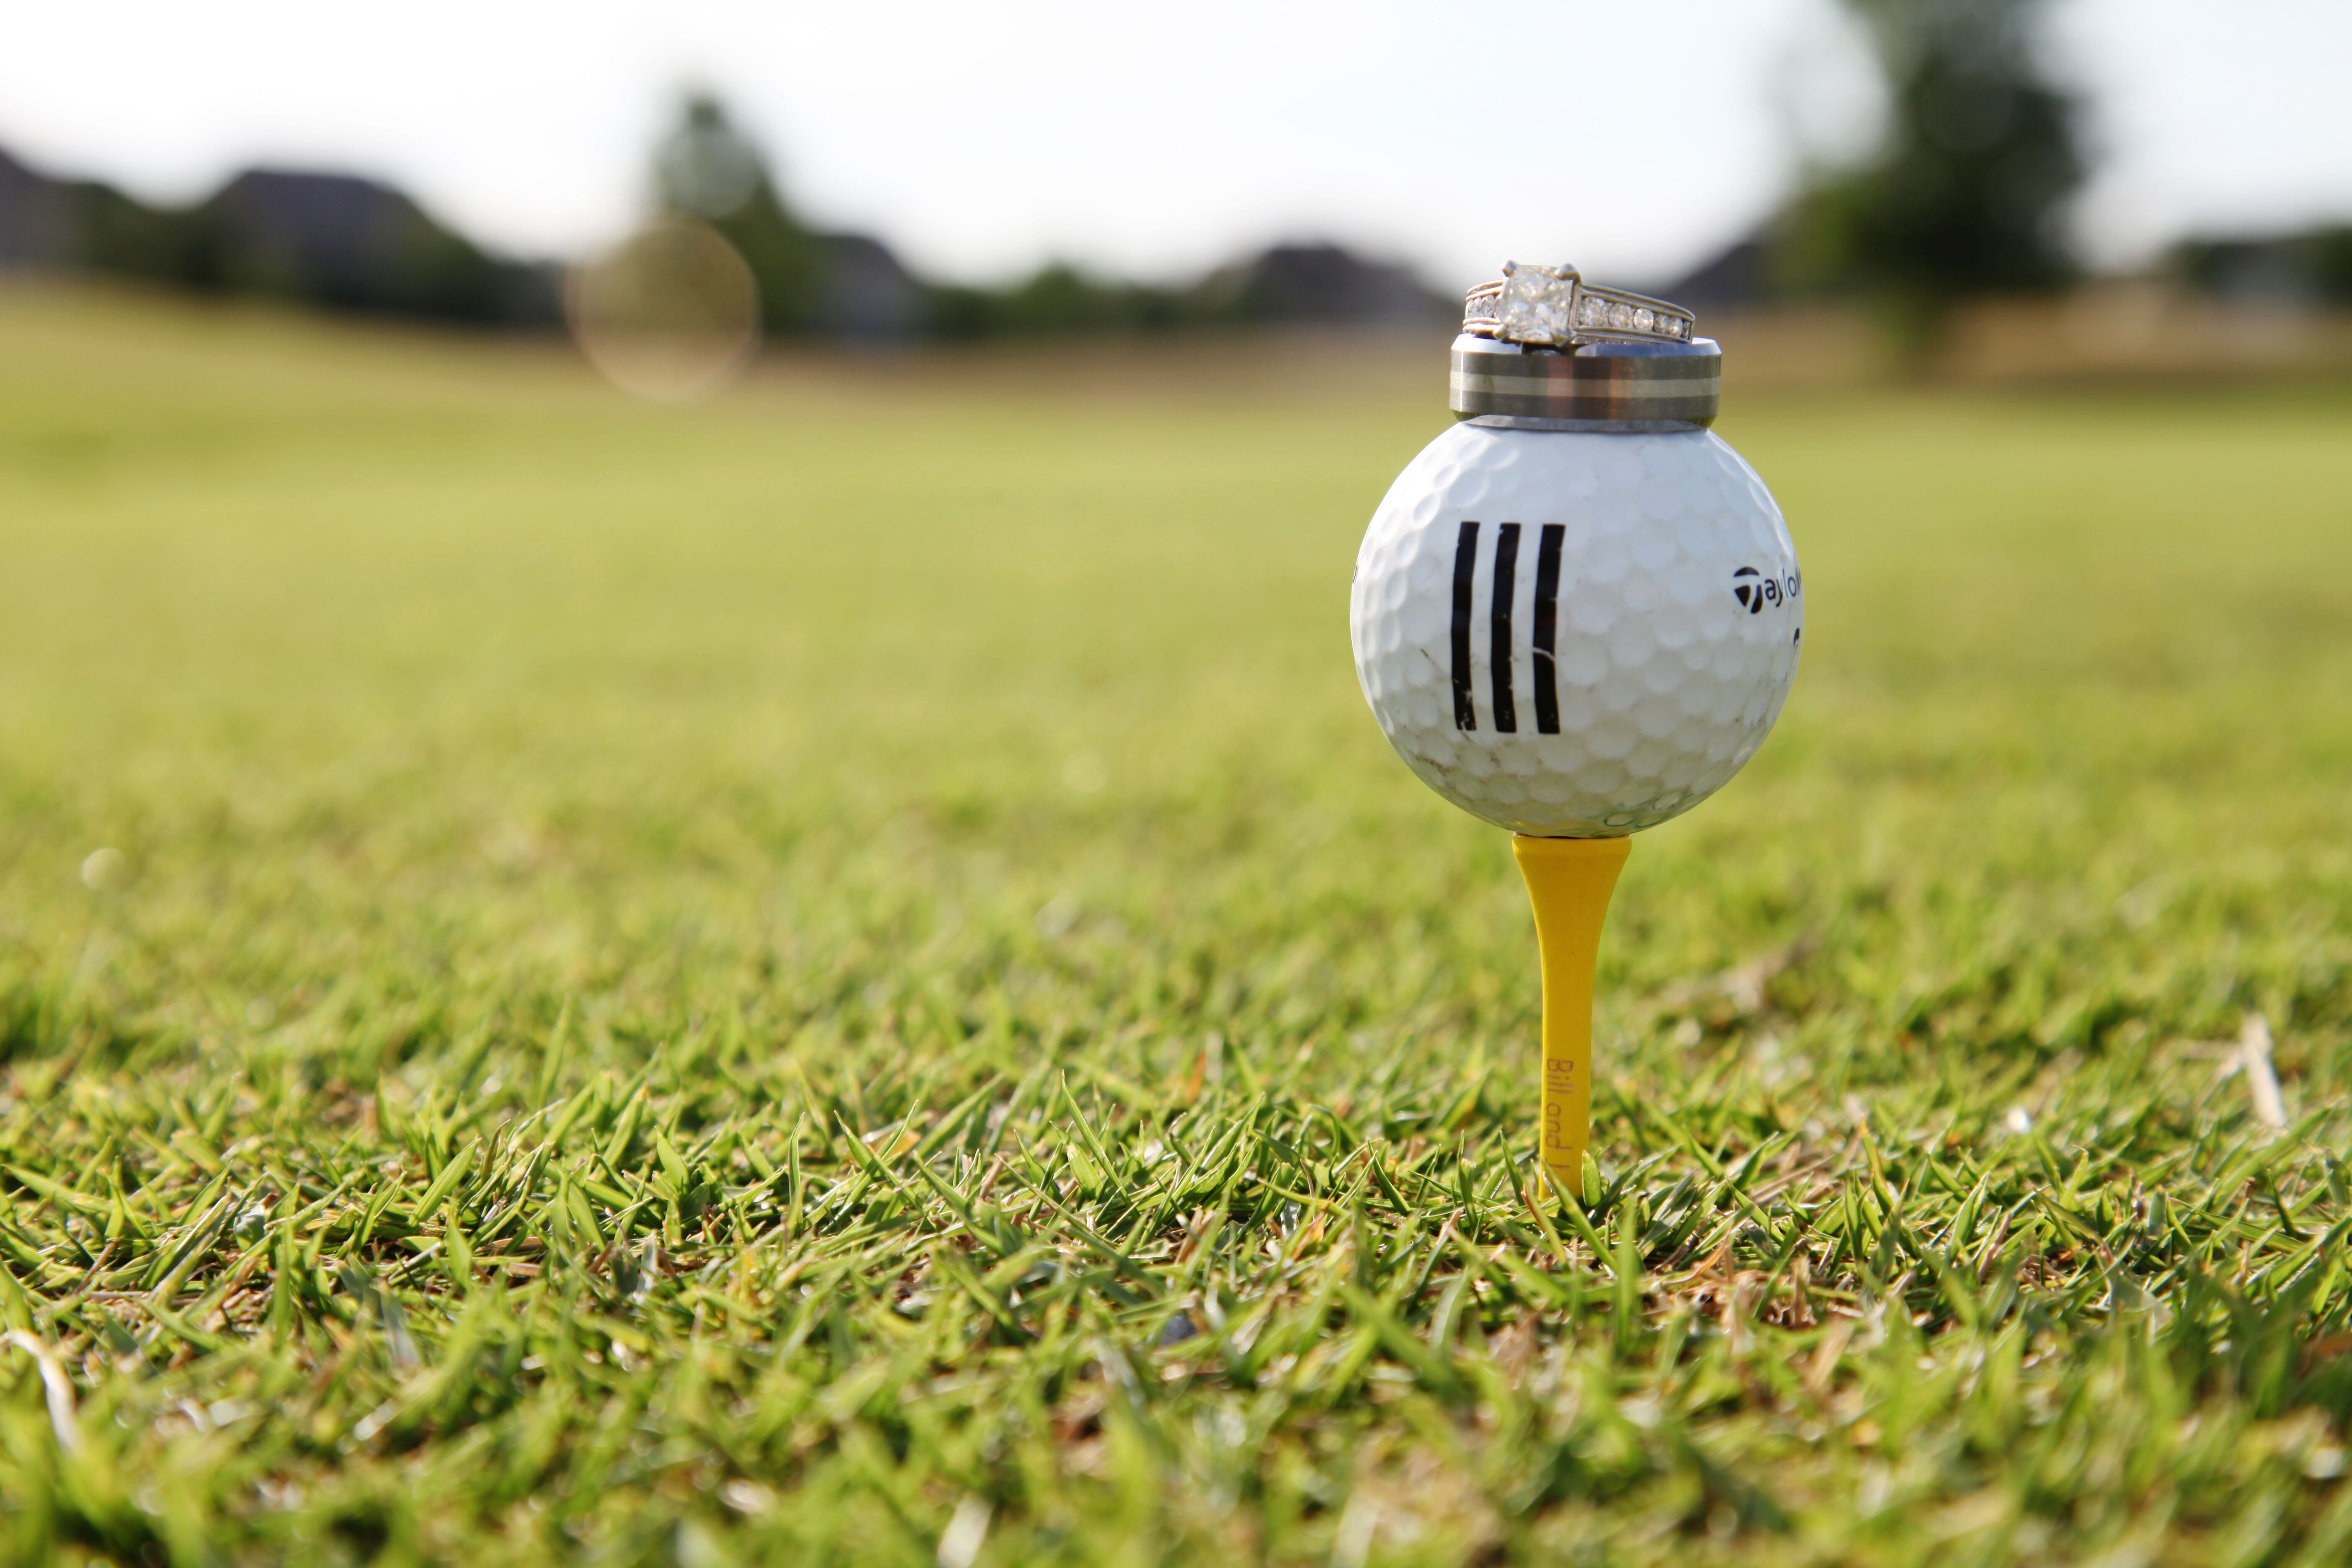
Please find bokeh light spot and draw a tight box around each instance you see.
[565,216,760,403]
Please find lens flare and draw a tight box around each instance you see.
[565,216,760,402]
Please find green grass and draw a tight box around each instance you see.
[1,281,2349,1566]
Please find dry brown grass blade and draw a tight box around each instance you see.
[2240,1013,2288,1132]
[1,1331,83,1455]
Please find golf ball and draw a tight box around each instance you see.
[1350,421,1801,836]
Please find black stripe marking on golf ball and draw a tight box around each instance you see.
[1449,522,1478,731]
[1532,523,1563,734]
[1490,523,1520,733]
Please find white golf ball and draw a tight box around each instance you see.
[1350,421,1801,836]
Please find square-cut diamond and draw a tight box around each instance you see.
[1496,262,1578,344]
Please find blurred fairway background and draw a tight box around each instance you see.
[2,283,2350,1565]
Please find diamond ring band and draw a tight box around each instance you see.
[1464,261,1696,349]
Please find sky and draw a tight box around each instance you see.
[3,0,2348,293]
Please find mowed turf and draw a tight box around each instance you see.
[0,281,2349,1566]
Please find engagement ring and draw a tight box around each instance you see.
[1464,261,1696,348]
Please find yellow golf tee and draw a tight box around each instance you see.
[1511,833,1631,1194]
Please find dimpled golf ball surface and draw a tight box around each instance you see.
[1351,422,1801,836]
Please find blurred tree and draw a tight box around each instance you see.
[651,95,828,335]
[72,181,207,285]
[32,164,558,325]
[931,263,1204,340]
[1781,0,2086,346]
